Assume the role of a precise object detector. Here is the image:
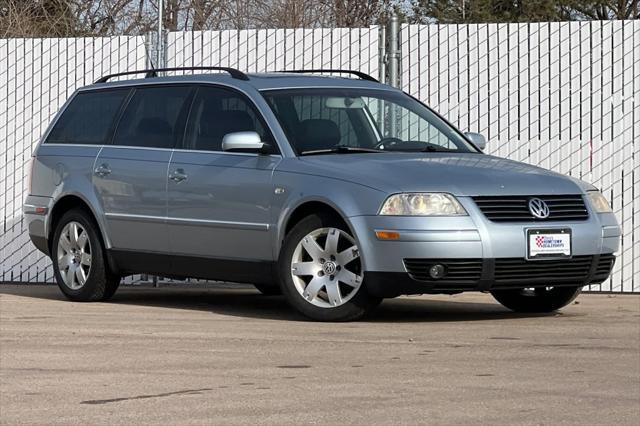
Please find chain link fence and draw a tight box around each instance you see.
[1,21,638,291]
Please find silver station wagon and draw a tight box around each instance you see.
[24,67,621,321]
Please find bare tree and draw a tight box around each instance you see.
[331,0,392,27]
[563,0,639,19]
[1,0,78,37]
[410,0,639,23]
[249,0,330,28]
[190,0,224,30]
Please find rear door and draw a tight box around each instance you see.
[167,85,280,270]
[93,85,194,260]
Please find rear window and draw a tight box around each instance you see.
[112,86,194,149]
[46,89,129,144]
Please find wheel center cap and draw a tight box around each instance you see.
[323,261,337,275]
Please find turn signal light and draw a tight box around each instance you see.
[375,230,400,240]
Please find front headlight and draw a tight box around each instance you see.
[379,193,467,216]
[587,191,613,213]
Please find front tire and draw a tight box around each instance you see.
[51,209,120,302]
[278,213,381,321]
[491,286,582,313]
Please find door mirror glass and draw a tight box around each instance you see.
[465,132,487,151]
[222,131,268,153]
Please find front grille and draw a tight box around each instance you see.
[493,255,593,286]
[403,258,482,284]
[590,254,616,284]
[473,195,589,222]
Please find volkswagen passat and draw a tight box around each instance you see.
[24,68,620,321]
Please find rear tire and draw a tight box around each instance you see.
[51,209,120,302]
[278,213,381,321]
[491,286,582,313]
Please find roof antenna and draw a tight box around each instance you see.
[143,36,158,78]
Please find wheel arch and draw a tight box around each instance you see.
[47,194,111,257]
[276,198,364,267]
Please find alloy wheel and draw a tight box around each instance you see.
[56,221,92,290]
[290,227,363,308]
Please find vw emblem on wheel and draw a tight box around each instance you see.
[528,198,550,219]
[323,261,337,275]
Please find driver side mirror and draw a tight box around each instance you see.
[222,131,271,154]
[464,132,487,151]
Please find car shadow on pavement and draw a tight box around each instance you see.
[0,284,556,323]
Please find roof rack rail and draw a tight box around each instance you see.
[94,66,249,84]
[277,69,378,82]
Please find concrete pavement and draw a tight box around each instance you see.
[1,284,639,425]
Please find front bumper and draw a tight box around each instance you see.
[364,254,616,297]
[350,197,621,297]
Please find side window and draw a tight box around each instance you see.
[112,86,193,149]
[184,87,271,152]
[46,89,128,144]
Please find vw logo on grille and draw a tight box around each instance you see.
[528,198,550,219]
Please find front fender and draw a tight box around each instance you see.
[270,170,387,266]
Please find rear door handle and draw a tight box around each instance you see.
[169,168,188,183]
[94,163,111,177]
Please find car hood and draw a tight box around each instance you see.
[293,153,594,196]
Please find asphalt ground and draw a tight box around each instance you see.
[1,284,639,425]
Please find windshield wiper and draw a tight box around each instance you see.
[299,145,383,156]
[420,145,452,152]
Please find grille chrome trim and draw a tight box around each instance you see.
[473,194,589,222]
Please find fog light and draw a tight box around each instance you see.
[429,264,446,279]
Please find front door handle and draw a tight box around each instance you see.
[169,168,188,183]
[94,163,111,177]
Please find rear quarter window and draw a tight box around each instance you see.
[45,89,129,145]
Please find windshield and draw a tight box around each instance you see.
[261,88,479,155]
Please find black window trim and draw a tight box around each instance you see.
[41,81,286,156]
[108,83,197,150]
[177,83,281,156]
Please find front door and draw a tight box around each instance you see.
[167,86,280,280]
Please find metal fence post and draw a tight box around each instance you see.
[157,0,164,67]
[388,14,399,88]
[387,13,400,136]
[378,25,386,83]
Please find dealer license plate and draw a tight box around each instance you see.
[527,228,572,259]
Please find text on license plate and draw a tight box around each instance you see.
[528,230,571,258]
